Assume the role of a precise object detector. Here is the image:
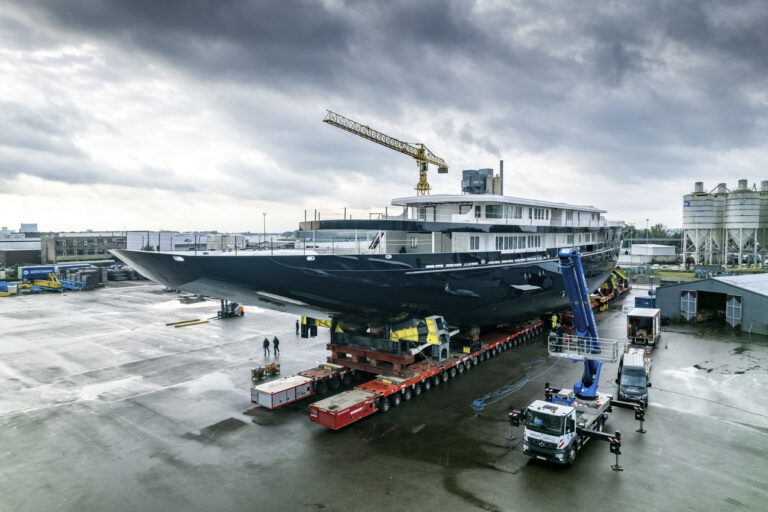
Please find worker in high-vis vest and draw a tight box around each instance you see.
[551,313,558,329]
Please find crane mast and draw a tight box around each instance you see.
[323,110,448,195]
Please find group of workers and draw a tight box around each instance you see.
[262,336,280,356]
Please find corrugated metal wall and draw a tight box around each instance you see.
[656,279,768,335]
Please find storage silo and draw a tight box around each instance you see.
[682,182,724,265]
[725,179,762,265]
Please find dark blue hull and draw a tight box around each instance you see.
[112,247,618,328]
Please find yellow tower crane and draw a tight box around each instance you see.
[323,110,448,195]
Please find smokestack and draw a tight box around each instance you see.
[499,159,504,196]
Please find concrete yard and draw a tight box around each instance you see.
[0,283,766,511]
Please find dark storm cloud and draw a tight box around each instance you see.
[8,0,768,196]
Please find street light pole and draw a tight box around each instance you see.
[262,212,267,250]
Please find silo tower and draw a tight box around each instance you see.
[682,181,725,265]
[725,179,762,266]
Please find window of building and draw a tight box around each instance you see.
[567,234,574,244]
[485,205,503,219]
[418,207,427,221]
[532,208,547,220]
[546,210,549,220]
[470,235,480,250]
[475,205,483,218]
[566,211,573,221]
[528,208,532,220]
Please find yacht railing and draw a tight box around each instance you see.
[305,208,608,228]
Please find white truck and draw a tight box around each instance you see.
[514,387,616,466]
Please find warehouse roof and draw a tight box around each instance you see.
[713,273,768,298]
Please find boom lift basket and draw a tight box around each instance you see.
[547,335,619,363]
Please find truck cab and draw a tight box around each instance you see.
[522,400,579,465]
[616,349,651,406]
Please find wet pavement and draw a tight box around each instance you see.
[0,283,766,511]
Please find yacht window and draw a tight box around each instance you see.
[566,211,573,221]
[567,234,574,244]
[418,207,427,221]
[470,235,480,250]
[520,236,526,249]
[504,237,510,250]
[410,236,418,248]
[486,205,503,219]
[475,205,483,218]
[528,208,532,220]
[460,204,472,215]
[546,210,549,220]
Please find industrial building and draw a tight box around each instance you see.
[619,243,676,265]
[682,179,767,267]
[41,233,127,264]
[656,273,768,335]
[0,237,42,265]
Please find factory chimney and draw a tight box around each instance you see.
[499,160,504,196]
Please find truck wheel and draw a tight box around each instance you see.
[464,361,472,371]
[432,375,440,386]
[329,377,340,390]
[380,398,390,413]
[480,352,487,361]
[317,381,329,395]
[567,446,577,466]
[472,357,479,366]
[403,388,412,401]
[424,380,431,391]
[413,383,422,396]
[596,418,604,432]
[441,371,449,382]
[391,394,401,407]
[457,363,464,374]
[449,368,457,378]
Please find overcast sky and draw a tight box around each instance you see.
[1,0,767,233]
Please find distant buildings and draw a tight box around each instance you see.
[41,233,127,264]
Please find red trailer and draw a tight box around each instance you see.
[309,320,545,430]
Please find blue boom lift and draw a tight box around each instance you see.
[509,248,644,469]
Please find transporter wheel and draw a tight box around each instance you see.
[432,375,440,387]
[464,361,471,371]
[413,383,422,396]
[341,373,352,386]
[403,388,412,401]
[391,394,402,407]
[449,368,457,378]
[457,363,464,374]
[316,381,329,395]
[329,377,341,391]
[352,371,362,382]
[480,352,487,361]
[596,417,604,432]
[379,397,390,413]
[472,357,479,366]
[441,371,449,382]
[567,446,577,467]
[424,380,432,392]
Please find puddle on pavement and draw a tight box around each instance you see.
[182,417,247,443]
[243,406,293,427]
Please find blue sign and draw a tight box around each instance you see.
[683,200,691,207]
[21,266,55,278]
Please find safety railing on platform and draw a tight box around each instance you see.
[547,335,619,363]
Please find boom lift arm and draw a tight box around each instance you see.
[558,248,603,400]
[323,110,448,195]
